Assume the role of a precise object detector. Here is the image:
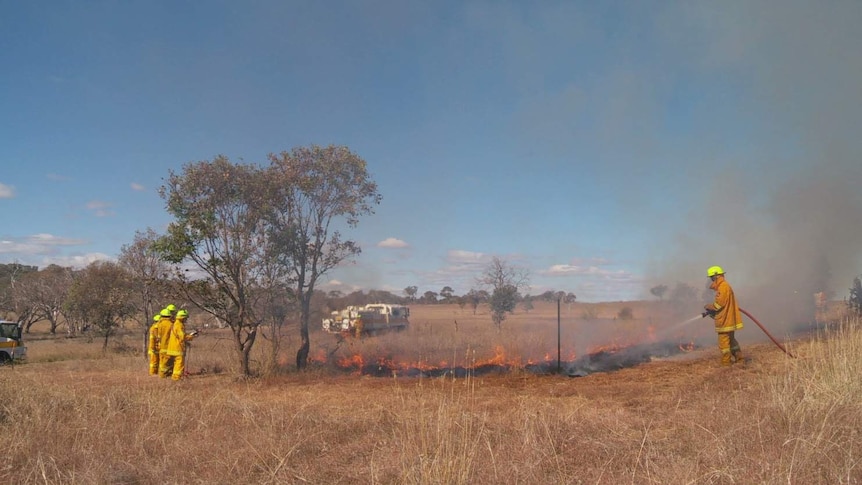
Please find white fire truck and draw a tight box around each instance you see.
[322,303,410,337]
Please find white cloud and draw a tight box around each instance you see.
[377,237,409,249]
[29,233,87,245]
[130,182,145,191]
[542,264,638,282]
[0,182,15,198]
[568,257,611,266]
[86,200,115,217]
[446,249,486,263]
[317,278,361,294]
[0,234,89,257]
[41,252,113,269]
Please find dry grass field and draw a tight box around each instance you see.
[2,301,860,484]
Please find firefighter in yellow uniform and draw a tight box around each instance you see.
[147,314,161,375]
[163,309,196,380]
[704,266,744,366]
[157,308,175,378]
[354,315,364,338]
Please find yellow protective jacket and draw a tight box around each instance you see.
[163,318,194,356]
[156,317,174,354]
[147,322,160,355]
[707,277,743,333]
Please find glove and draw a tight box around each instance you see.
[702,309,716,318]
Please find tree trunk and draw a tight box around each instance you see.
[295,297,311,369]
[241,342,252,376]
[296,324,309,369]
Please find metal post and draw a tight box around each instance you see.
[557,298,563,374]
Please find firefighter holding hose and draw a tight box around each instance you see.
[162,309,196,380]
[703,266,744,366]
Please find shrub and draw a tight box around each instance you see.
[848,276,862,317]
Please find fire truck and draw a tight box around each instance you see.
[0,320,26,364]
[322,303,410,337]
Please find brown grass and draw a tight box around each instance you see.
[2,302,860,484]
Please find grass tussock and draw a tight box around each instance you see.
[2,312,861,484]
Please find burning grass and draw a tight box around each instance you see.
[2,305,861,483]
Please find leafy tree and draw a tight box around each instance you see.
[477,256,529,330]
[422,291,438,304]
[650,284,668,301]
[403,285,418,302]
[265,145,380,369]
[439,286,455,303]
[539,290,556,302]
[457,295,467,310]
[63,261,136,351]
[670,282,697,302]
[521,294,534,313]
[565,292,577,304]
[156,156,272,377]
[466,289,482,314]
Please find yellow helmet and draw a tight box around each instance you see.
[153,314,160,322]
[160,308,172,317]
[166,304,177,313]
[177,309,189,319]
[707,266,725,277]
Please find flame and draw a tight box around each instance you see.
[678,341,695,352]
[337,354,365,368]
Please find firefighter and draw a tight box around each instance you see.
[157,308,175,378]
[163,309,196,381]
[146,314,161,375]
[704,266,744,366]
[354,315,364,338]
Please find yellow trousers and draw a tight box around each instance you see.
[160,353,185,380]
[717,332,742,366]
[148,352,159,375]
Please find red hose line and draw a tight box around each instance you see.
[740,307,796,358]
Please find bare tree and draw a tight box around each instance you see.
[119,228,172,329]
[265,145,381,369]
[13,265,72,334]
[0,263,39,322]
[477,256,530,330]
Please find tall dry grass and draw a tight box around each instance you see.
[1,312,860,484]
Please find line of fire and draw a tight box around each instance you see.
[313,301,703,378]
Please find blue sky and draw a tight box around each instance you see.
[2,1,861,303]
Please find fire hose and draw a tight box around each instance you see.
[703,307,796,358]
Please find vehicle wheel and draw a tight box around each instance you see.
[0,353,11,366]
